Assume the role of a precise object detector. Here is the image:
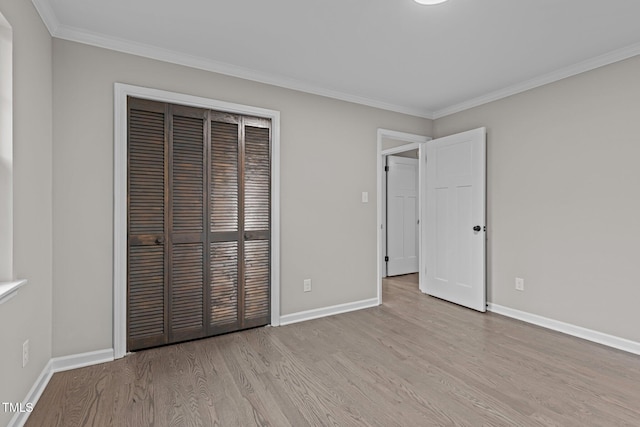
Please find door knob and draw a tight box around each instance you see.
[473,225,482,232]
[155,237,164,245]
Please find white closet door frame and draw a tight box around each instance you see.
[114,83,281,359]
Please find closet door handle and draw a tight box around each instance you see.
[155,237,165,245]
[473,225,482,232]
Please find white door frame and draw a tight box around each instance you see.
[113,83,281,359]
[376,129,431,304]
[385,155,419,277]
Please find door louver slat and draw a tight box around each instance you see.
[171,243,204,331]
[128,246,165,339]
[244,126,270,232]
[172,115,204,233]
[210,241,238,327]
[244,240,270,322]
[129,109,165,235]
[211,121,239,233]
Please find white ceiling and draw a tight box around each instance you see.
[32,0,640,118]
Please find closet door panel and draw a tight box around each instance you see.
[127,99,168,351]
[169,106,207,341]
[242,122,271,326]
[209,116,241,333]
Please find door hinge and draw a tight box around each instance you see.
[384,256,389,262]
[384,166,389,172]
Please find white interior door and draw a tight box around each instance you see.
[387,156,419,276]
[425,128,486,311]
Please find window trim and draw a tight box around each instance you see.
[0,279,27,305]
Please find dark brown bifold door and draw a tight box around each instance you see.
[209,113,271,334]
[127,98,168,350]
[168,104,208,344]
[127,97,271,352]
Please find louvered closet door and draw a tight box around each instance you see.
[209,114,271,333]
[242,118,271,328]
[128,98,270,352]
[169,105,208,343]
[127,98,169,351]
[209,113,241,334]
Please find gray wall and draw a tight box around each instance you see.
[434,55,640,343]
[4,6,640,418]
[0,1,52,426]
[52,39,431,356]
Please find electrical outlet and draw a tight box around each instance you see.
[22,340,29,368]
[515,277,524,291]
[303,279,312,292]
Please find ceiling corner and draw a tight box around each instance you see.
[433,41,640,120]
[31,0,60,36]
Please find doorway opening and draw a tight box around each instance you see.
[376,129,430,304]
[377,127,487,311]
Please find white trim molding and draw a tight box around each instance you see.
[488,303,640,356]
[29,0,430,119]
[8,349,114,427]
[31,0,640,120]
[50,349,115,373]
[433,41,640,119]
[30,0,60,35]
[376,129,431,305]
[279,298,379,326]
[8,360,52,427]
[0,279,27,305]
[113,83,281,358]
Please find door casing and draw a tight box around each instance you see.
[385,155,419,277]
[114,83,281,359]
[377,127,487,311]
[377,129,431,304]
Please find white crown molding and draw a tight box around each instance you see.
[30,0,60,34]
[433,41,640,119]
[46,22,432,119]
[30,3,640,123]
[488,303,640,356]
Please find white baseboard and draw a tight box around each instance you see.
[280,298,379,326]
[50,348,114,373]
[8,349,115,427]
[488,303,640,356]
[9,360,53,427]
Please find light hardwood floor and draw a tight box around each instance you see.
[27,274,640,426]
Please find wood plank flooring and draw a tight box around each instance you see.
[27,274,640,426]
